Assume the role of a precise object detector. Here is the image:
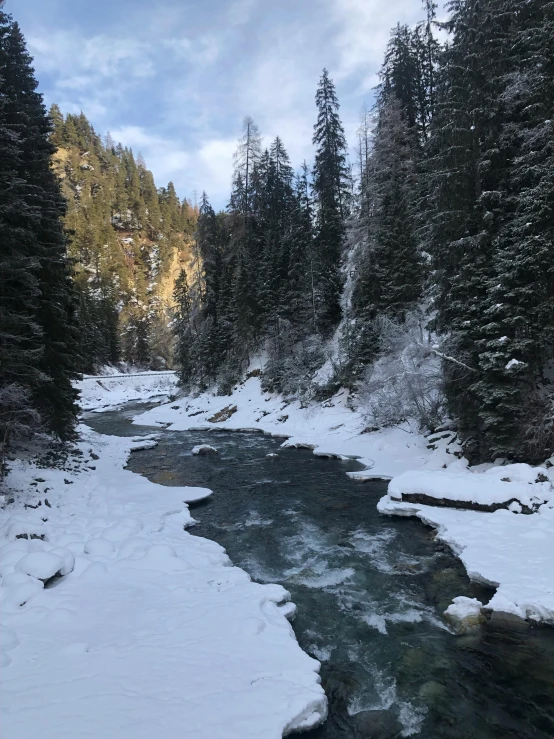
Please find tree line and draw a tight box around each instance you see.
[1,0,552,466]
[176,0,554,463]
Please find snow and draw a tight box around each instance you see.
[15,552,65,581]
[5,369,552,739]
[378,495,554,624]
[192,444,219,455]
[130,375,554,627]
[444,596,483,624]
[388,466,552,509]
[134,377,433,480]
[77,370,178,412]
[505,358,525,370]
[0,425,326,738]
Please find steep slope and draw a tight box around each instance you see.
[50,108,197,371]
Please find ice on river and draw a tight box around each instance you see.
[0,425,326,739]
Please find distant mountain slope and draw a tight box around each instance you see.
[50,107,197,371]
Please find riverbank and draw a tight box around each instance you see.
[129,375,554,627]
[0,423,326,738]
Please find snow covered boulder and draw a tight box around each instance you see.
[84,538,116,556]
[191,444,218,456]
[444,597,485,633]
[15,552,64,582]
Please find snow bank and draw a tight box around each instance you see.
[133,377,554,626]
[378,492,554,624]
[0,425,325,738]
[388,465,552,510]
[77,370,178,411]
[134,377,434,479]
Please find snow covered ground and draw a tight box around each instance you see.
[4,372,553,739]
[77,369,178,411]
[132,375,436,479]
[0,424,326,738]
[129,375,554,627]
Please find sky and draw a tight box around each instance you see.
[13,0,433,209]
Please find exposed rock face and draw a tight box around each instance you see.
[208,405,237,423]
[398,492,534,514]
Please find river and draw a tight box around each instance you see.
[86,405,554,739]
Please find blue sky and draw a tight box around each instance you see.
[14,0,432,209]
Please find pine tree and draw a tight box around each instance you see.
[228,117,263,359]
[425,0,514,456]
[312,69,350,332]
[353,98,423,323]
[173,269,193,385]
[0,67,43,453]
[471,0,554,460]
[0,11,80,439]
[285,162,316,329]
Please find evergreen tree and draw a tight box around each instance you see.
[285,162,316,328]
[471,0,554,460]
[312,69,350,332]
[173,269,193,385]
[228,117,263,358]
[353,98,423,321]
[425,0,515,457]
[0,11,80,439]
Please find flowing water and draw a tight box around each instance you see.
[87,405,554,739]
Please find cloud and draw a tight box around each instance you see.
[162,35,220,67]
[328,0,424,91]
[19,0,447,210]
[109,126,235,207]
[28,31,154,81]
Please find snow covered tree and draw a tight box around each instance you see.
[471,0,554,460]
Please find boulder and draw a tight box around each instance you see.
[444,596,485,633]
[192,445,218,456]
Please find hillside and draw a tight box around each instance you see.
[50,108,197,372]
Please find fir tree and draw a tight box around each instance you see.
[312,69,350,332]
[0,11,80,439]
[173,269,193,385]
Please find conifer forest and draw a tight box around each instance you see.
[1,1,553,464]
[2,2,554,737]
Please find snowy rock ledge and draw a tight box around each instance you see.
[379,465,554,625]
[388,465,552,512]
[0,426,326,738]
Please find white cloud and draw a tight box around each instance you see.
[227,0,258,26]
[328,0,423,90]
[163,35,220,67]
[28,32,154,81]
[22,0,448,210]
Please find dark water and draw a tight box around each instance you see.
[86,405,554,739]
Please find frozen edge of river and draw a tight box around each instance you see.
[0,423,327,739]
[129,376,554,628]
